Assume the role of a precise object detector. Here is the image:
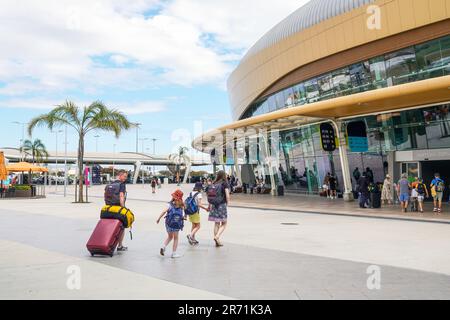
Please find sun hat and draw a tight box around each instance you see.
[171,189,184,201]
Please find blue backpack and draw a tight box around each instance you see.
[166,203,184,230]
[184,192,200,216]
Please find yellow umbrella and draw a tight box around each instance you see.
[0,152,7,181]
[6,162,49,173]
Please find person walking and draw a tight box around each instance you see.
[414,178,429,213]
[104,170,129,252]
[207,171,230,247]
[357,172,370,208]
[186,182,210,246]
[353,167,361,186]
[328,174,337,200]
[430,173,445,214]
[151,178,157,194]
[410,177,420,212]
[323,173,331,198]
[381,174,393,205]
[366,167,374,184]
[397,174,411,213]
[157,190,185,259]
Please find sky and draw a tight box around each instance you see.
[0,0,309,160]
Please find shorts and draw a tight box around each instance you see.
[417,195,425,202]
[434,192,443,202]
[188,212,201,224]
[399,194,410,202]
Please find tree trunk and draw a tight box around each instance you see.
[77,133,85,203]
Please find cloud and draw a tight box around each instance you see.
[0,0,308,101]
[0,97,167,115]
[115,101,166,115]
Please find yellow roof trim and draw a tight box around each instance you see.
[194,76,450,151]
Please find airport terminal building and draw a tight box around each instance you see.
[193,0,450,200]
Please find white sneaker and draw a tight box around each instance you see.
[171,253,182,259]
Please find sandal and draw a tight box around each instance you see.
[214,238,223,247]
[117,246,128,252]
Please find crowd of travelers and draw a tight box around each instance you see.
[354,167,447,215]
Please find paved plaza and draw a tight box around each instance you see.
[1,184,450,300]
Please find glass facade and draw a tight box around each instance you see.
[241,35,450,120]
[277,104,450,194]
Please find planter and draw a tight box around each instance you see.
[14,189,32,198]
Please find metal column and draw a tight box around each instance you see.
[331,120,354,202]
[261,131,277,196]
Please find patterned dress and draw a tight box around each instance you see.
[381,178,393,202]
[208,203,228,223]
[208,182,229,223]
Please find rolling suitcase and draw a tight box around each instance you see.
[87,219,124,257]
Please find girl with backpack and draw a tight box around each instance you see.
[207,171,231,247]
[414,178,428,213]
[186,183,210,246]
[156,189,185,259]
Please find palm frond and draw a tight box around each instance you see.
[28,103,80,136]
[85,103,132,138]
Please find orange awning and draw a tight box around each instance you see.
[6,162,49,173]
[0,152,7,180]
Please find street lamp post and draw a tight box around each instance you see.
[140,137,149,154]
[64,125,68,197]
[151,138,158,176]
[112,143,116,181]
[12,121,27,161]
[94,135,100,152]
[55,129,63,192]
[139,138,149,185]
[134,123,142,153]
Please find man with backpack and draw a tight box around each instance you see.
[397,174,411,213]
[104,170,128,251]
[431,173,445,214]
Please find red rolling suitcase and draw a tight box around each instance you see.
[87,219,124,257]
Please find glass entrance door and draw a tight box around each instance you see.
[401,162,420,182]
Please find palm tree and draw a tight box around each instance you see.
[169,146,191,185]
[28,101,133,203]
[21,139,49,164]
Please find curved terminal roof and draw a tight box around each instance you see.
[243,0,374,61]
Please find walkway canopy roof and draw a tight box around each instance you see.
[193,76,450,152]
[6,162,49,173]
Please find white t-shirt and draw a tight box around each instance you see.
[194,192,203,206]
